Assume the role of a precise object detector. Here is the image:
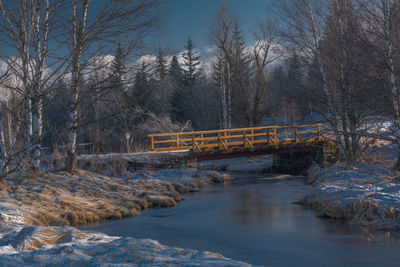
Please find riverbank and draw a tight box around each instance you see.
[0,226,251,266]
[0,168,252,266]
[299,163,400,231]
[196,151,400,232]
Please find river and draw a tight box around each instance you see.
[80,173,400,266]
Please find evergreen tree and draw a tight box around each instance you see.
[181,38,200,86]
[156,48,167,81]
[169,55,185,121]
[286,53,303,91]
[110,43,127,93]
[232,22,249,70]
[212,52,231,129]
[133,62,151,110]
[169,39,201,123]
[230,22,252,126]
[169,55,183,82]
[285,53,310,116]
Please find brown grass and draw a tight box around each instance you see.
[298,198,400,231]
[1,170,189,227]
[5,226,89,252]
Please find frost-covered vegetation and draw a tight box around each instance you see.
[0,227,250,266]
[299,163,400,231]
[0,168,229,226]
[0,168,253,266]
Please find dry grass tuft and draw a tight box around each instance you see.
[0,170,187,227]
[300,197,400,231]
[1,226,88,252]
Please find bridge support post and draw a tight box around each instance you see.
[272,145,325,175]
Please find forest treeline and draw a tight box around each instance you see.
[0,0,399,176]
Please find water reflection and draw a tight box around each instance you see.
[80,173,400,266]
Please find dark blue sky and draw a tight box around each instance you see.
[152,0,274,54]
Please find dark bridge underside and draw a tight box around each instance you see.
[194,142,334,175]
[194,143,323,162]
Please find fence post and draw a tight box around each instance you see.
[150,136,154,150]
[218,132,221,150]
[96,142,99,156]
[176,134,180,148]
[192,133,195,151]
[273,128,277,145]
[317,124,321,141]
[294,127,297,143]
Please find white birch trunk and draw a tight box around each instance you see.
[383,1,400,134]
[381,0,400,168]
[67,0,89,171]
[18,1,34,169]
[226,61,232,129]
[22,41,33,166]
[220,59,228,129]
[0,116,8,174]
[31,0,49,171]
[306,0,349,160]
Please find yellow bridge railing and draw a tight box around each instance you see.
[148,123,322,152]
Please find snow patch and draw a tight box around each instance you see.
[300,163,400,230]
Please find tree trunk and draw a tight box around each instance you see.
[66,151,77,173]
[382,0,400,168]
[31,97,43,171]
[221,59,228,129]
[0,116,8,174]
[395,145,400,171]
[306,0,349,161]
[227,63,232,129]
[66,0,89,172]
[30,0,49,172]
[66,74,79,172]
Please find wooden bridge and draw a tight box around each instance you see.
[149,123,322,152]
[148,123,331,174]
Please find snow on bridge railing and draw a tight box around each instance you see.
[148,124,322,152]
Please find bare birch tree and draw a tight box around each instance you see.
[250,19,283,126]
[63,0,161,172]
[0,0,61,173]
[358,0,400,167]
[209,4,236,129]
[275,0,350,160]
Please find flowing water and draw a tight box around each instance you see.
[80,173,400,266]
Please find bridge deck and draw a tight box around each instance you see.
[148,124,322,153]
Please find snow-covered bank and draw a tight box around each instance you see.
[0,225,251,266]
[197,155,273,173]
[0,169,229,226]
[299,163,400,230]
[0,169,253,266]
